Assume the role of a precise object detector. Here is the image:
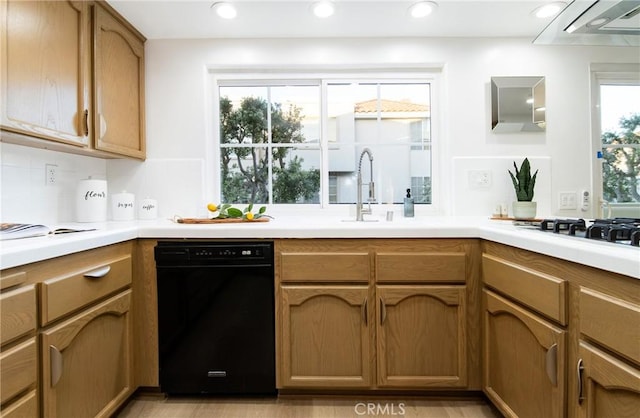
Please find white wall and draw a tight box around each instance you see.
[3,37,637,221]
[0,143,107,224]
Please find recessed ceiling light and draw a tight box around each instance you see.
[312,1,335,18]
[211,2,237,19]
[532,2,566,19]
[587,17,610,27]
[409,1,438,18]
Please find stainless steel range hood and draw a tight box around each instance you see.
[534,0,640,46]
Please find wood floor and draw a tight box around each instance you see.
[116,394,502,418]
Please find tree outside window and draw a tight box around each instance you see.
[217,79,433,206]
[599,84,640,204]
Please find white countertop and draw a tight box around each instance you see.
[1,216,638,279]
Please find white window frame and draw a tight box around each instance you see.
[207,67,444,216]
[590,63,640,218]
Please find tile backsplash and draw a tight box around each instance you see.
[451,156,552,218]
[0,143,107,224]
[2,143,554,224]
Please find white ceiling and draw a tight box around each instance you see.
[106,0,564,40]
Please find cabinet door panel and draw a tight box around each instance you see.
[41,290,132,418]
[1,0,89,145]
[93,4,145,159]
[377,285,467,387]
[279,285,372,388]
[578,342,640,418]
[483,290,565,418]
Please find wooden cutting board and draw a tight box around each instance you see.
[176,217,270,224]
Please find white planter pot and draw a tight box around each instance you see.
[512,201,537,219]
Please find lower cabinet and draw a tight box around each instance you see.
[376,285,467,388]
[279,285,372,388]
[40,290,133,418]
[276,238,478,391]
[483,290,565,418]
[577,342,640,418]
[574,286,640,418]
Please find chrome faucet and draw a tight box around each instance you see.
[356,148,376,221]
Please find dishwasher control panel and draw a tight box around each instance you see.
[191,247,265,259]
[155,241,273,266]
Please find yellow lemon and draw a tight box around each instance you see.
[246,212,254,220]
[207,203,218,212]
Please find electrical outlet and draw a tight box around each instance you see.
[45,164,57,186]
[559,192,577,210]
[468,170,492,189]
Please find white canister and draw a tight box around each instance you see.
[112,191,135,221]
[138,198,158,220]
[76,178,108,222]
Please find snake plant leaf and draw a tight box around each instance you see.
[508,158,538,201]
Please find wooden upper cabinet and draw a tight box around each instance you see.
[0,0,145,159]
[1,0,90,146]
[93,3,145,159]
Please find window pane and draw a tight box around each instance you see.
[221,146,270,204]
[220,87,269,145]
[600,85,640,203]
[327,82,431,204]
[272,147,320,204]
[219,84,320,204]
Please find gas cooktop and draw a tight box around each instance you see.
[516,218,640,247]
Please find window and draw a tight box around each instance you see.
[591,66,640,217]
[214,72,436,208]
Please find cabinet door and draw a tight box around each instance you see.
[1,0,90,145]
[376,285,467,388]
[41,290,133,418]
[484,290,565,418]
[93,4,145,159]
[279,285,372,388]
[577,342,640,418]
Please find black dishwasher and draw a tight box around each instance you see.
[155,241,275,395]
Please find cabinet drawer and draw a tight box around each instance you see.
[482,254,566,325]
[1,284,36,345]
[580,287,640,365]
[376,252,466,283]
[0,390,37,418]
[0,338,37,405]
[40,254,132,325]
[280,253,370,282]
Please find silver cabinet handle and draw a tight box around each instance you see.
[50,345,63,387]
[545,343,558,386]
[361,298,368,326]
[379,297,386,324]
[84,266,111,279]
[577,358,585,404]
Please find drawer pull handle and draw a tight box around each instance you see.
[577,358,585,404]
[380,297,386,324]
[545,343,558,386]
[361,298,368,326]
[50,345,63,387]
[84,266,111,279]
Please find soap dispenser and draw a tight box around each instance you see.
[403,188,414,217]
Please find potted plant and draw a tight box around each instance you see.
[509,158,538,219]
